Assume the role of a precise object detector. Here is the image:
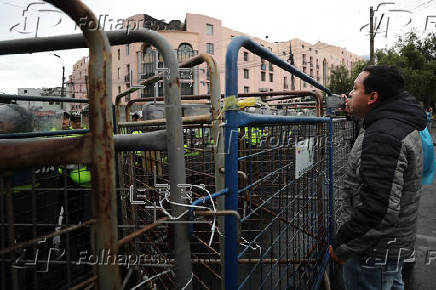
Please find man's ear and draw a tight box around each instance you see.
[368,92,379,105]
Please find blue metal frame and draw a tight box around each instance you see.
[225,36,332,97]
[188,188,229,236]
[224,36,336,289]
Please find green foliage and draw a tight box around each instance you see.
[376,32,436,106]
[329,60,368,94]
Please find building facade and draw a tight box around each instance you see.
[68,13,363,106]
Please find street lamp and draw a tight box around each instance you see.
[53,54,65,109]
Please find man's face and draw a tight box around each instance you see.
[349,71,374,118]
[62,117,70,130]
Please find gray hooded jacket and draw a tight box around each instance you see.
[333,91,427,261]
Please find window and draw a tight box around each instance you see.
[269,73,273,82]
[117,67,120,79]
[178,43,194,62]
[243,52,249,61]
[206,24,214,35]
[126,64,130,81]
[309,47,312,51]
[269,62,273,71]
[315,50,318,54]
[284,77,288,89]
[260,58,266,71]
[206,43,214,55]
[118,86,121,94]
[24,89,27,94]
[303,82,307,88]
[302,44,305,48]
[302,54,306,66]
[244,86,249,93]
[117,48,120,60]
[243,69,249,79]
[126,44,130,56]
[261,71,266,82]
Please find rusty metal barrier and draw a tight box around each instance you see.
[0,1,120,289]
[117,90,324,123]
[116,53,225,289]
[1,27,196,288]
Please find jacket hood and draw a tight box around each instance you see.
[363,91,427,131]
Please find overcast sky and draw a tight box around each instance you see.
[0,0,434,94]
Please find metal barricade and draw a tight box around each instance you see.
[0,0,119,289]
[116,53,225,289]
[222,36,352,289]
[0,5,192,290]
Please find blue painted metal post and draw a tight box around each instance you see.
[223,35,335,289]
[224,38,241,290]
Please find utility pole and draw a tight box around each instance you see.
[61,65,65,98]
[54,54,65,109]
[289,41,295,90]
[370,6,375,65]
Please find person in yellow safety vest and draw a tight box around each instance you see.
[1,104,62,247]
[237,97,269,146]
[162,144,200,164]
[57,111,91,188]
[69,112,82,130]
[130,111,144,165]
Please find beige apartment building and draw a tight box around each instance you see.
[68,13,363,107]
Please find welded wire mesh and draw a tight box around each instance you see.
[117,123,222,289]
[331,119,358,233]
[235,122,329,290]
[0,164,94,290]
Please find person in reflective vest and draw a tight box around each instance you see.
[58,112,91,187]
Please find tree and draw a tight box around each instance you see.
[329,60,368,94]
[376,32,436,107]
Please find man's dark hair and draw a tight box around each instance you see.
[362,65,405,100]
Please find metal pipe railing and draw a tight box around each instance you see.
[0,94,88,104]
[0,29,193,288]
[0,0,121,288]
[223,35,334,289]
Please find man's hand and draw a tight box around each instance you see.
[329,245,346,264]
[341,94,352,116]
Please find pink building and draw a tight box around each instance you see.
[68,13,363,106]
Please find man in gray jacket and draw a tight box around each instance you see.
[329,65,427,289]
